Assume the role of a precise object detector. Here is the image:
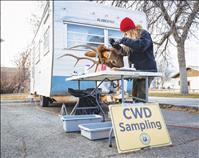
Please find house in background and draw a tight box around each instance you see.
[164,66,199,92]
[1,67,18,82]
[1,67,30,93]
[1,67,18,93]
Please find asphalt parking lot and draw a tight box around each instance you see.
[1,101,199,158]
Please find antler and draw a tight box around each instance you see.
[68,45,104,64]
[58,54,97,70]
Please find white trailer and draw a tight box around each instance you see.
[30,1,147,106]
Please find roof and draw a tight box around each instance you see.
[171,66,199,78]
[1,67,17,73]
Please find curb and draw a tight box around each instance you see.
[1,100,39,103]
[159,103,199,109]
[1,100,198,109]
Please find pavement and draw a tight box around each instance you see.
[149,97,199,107]
[1,100,199,158]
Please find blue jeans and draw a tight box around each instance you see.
[132,77,153,102]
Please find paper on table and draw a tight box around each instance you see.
[111,67,136,71]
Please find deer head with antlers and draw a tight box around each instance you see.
[58,44,124,72]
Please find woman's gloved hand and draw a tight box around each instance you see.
[109,38,122,50]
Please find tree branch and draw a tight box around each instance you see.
[188,29,199,41]
[155,30,172,46]
[153,0,180,42]
[181,1,199,41]
[173,1,186,23]
[149,13,162,26]
[153,1,173,26]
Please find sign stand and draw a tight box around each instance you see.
[109,103,172,153]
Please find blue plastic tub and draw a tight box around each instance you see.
[61,115,103,132]
[79,121,114,140]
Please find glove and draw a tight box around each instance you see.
[109,38,115,45]
[109,38,122,50]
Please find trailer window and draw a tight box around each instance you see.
[35,41,41,64]
[43,26,50,55]
[67,24,104,49]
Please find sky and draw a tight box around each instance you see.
[1,1,40,67]
[1,1,199,72]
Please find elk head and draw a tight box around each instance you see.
[85,44,124,68]
[58,44,124,72]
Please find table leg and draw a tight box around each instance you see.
[94,88,105,121]
[145,76,148,102]
[109,127,114,147]
[90,78,110,121]
[70,99,79,115]
[107,76,124,146]
[121,75,125,104]
[78,80,80,90]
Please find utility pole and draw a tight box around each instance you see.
[0,38,4,42]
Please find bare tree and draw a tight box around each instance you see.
[14,48,31,93]
[96,0,199,95]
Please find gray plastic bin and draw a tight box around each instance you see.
[79,121,114,140]
[61,115,103,132]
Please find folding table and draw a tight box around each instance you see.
[65,69,162,145]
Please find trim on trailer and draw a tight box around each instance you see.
[63,21,120,31]
[50,1,54,97]
[50,76,96,96]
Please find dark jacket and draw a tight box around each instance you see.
[120,30,157,72]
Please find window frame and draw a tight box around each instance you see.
[66,23,105,50]
[64,22,122,50]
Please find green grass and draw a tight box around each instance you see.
[1,91,199,101]
[1,93,28,100]
[149,91,199,98]
[1,93,40,101]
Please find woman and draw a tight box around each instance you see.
[109,17,157,102]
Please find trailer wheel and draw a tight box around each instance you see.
[40,96,49,107]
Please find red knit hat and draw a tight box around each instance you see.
[120,17,136,32]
